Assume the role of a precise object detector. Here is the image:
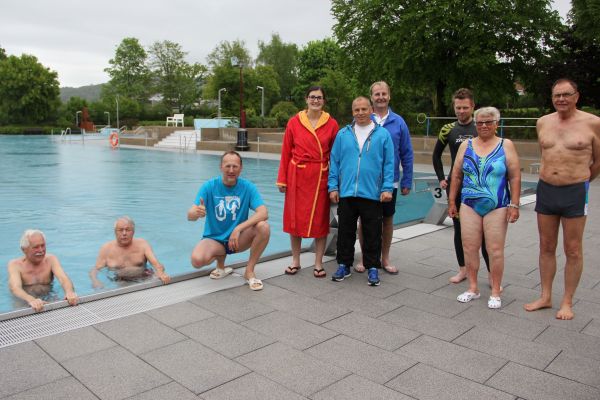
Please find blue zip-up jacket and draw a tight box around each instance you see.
[328,123,394,201]
[373,108,414,190]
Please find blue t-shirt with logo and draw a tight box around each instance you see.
[194,176,264,242]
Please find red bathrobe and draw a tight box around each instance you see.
[277,110,339,238]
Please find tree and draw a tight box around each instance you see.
[257,34,299,100]
[206,40,253,70]
[0,53,60,124]
[0,47,6,61]
[296,38,342,92]
[104,37,151,102]
[147,40,207,111]
[571,0,600,43]
[332,0,562,115]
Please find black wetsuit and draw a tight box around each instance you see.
[432,121,490,270]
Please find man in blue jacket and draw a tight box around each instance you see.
[328,96,395,286]
[355,81,414,274]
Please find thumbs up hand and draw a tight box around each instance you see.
[197,198,206,218]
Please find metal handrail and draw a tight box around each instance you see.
[119,125,127,134]
[416,114,538,137]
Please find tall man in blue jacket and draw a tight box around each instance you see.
[356,81,414,274]
[329,96,395,286]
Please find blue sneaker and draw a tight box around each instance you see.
[367,268,380,286]
[332,264,351,282]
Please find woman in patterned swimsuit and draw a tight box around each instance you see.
[448,107,521,309]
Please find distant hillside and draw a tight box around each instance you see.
[60,84,104,103]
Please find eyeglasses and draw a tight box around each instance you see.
[552,92,577,100]
[308,95,323,101]
[115,228,133,233]
[475,120,497,127]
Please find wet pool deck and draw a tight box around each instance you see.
[1,164,600,399]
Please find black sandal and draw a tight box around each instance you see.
[313,268,326,278]
[285,265,301,275]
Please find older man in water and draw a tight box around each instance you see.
[525,78,600,320]
[90,216,170,288]
[8,229,79,312]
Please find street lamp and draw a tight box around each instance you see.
[75,111,82,127]
[218,88,227,129]
[256,86,264,118]
[104,111,111,127]
[115,95,120,130]
[230,57,245,128]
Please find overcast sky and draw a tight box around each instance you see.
[0,0,572,88]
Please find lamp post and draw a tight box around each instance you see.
[75,111,82,127]
[230,57,245,128]
[218,88,227,128]
[115,94,120,130]
[104,111,111,127]
[256,86,264,118]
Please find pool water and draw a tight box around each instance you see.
[0,135,434,313]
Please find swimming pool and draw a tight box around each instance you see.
[0,135,434,313]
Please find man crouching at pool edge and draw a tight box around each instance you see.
[8,229,79,312]
[90,216,171,288]
[188,151,270,291]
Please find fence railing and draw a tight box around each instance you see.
[416,113,538,137]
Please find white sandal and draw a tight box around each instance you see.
[457,291,481,303]
[488,296,502,309]
[210,267,233,279]
[246,277,263,291]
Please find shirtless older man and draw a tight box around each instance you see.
[8,229,79,312]
[90,216,170,288]
[525,78,600,320]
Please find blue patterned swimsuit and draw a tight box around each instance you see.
[461,139,510,217]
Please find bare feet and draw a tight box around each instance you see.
[556,303,574,320]
[449,268,467,284]
[354,263,365,273]
[524,298,552,312]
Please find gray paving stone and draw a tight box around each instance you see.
[241,310,336,350]
[228,281,297,303]
[386,288,467,317]
[127,382,198,400]
[267,271,342,297]
[178,315,275,358]
[582,318,600,338]
[200,372,307,400]
[316,287,400,318]
[311,374,413,400]
[453,305,547,340]
[452,326,560,369]
[35,326,116,362]
[322,311,419,351]
[0,341,69,398]
[500,300,592,332]
[390,271,449,293]
[2,376,97,400]
[189,290,275,322]
[573,299,600,319]
[386,363,514,400]
[62,345,170,400]
[305,335,415,384]
[379,305,472,341]
[267,292,350,324]
[535,326,600,360]
[141,339,249,395]
[146,301,215,328]
[326,271,407,299]
[545,351,600,389]
[487,361,600,400]
[394,335,506,383]
[95,313,186,355]
[235,342,349,396]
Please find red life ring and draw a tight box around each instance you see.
[109,132,119,148]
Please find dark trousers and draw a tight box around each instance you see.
[336,197,382,268]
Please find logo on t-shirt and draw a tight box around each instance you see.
[215,196,241,221]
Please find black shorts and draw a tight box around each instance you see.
[222,240,235,254]
[535,179,589,217]
[382,188,398,217]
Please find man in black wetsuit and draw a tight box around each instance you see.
[432,88,490,283]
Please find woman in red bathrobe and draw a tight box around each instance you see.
[277,86,339,278]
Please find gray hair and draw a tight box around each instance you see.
[20,229,46,250]
[114,216,135,230]
[475,106,501,122]
[370,81,390,95]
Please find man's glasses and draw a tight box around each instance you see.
[475,120,497,127]
[552,92,577,100]
[308,95,323,101]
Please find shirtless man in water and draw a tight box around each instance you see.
[90,216,170,288]
[8,229,79,312]
[525,78,600,320]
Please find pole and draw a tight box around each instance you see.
[116,95,120,131]
[104,111,110,127]
[239,65,245,128]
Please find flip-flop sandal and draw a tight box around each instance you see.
[457,291,481,303]
[284,265,301,275]
[313,268,326,278]
[246,277,263,291]
[383,265,399,274]
[488,296,502,309]
[210,267,233,279]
